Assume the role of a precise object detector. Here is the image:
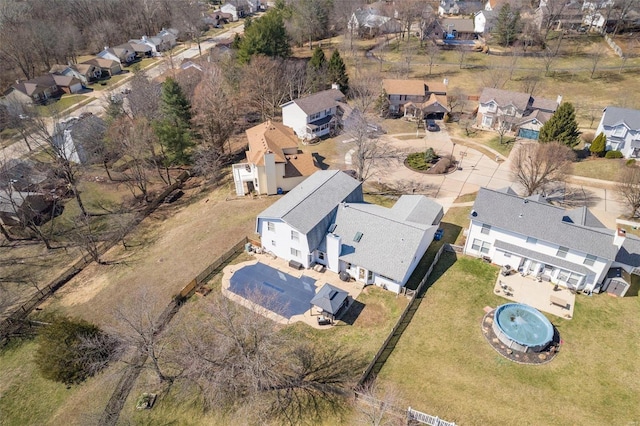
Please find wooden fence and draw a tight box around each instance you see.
[358,243,447,387]
[0,172,192,345]
[178,237,248,298]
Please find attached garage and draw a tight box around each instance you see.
[518,128,540,140]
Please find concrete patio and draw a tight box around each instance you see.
[494,272,576,319]
[221,251,365,329]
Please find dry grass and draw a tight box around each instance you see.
[572,157,626,181]
[377,254,640,425]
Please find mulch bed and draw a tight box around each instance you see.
[481,309,561,365]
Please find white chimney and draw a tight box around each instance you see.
[556,95,563,105]
[614,228,626,248]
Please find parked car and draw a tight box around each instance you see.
[426,119,438,132]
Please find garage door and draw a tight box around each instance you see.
[518,128,539,140]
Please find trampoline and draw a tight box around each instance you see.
[228,262,317,319]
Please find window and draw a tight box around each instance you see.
[584,254,597,266]
[481,224,491,235]
[271,240,276,246]
[526,236,537,244]
[482,115,493,127]
[290,248,301,258]
[612,126,626,137]
[472,238,491,254]
[557,269,583,286]
[318,251,325,260]
[291,230,299,242]
[556,246,569,258]
[267,222,275,232]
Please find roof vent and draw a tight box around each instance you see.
[471,210,477,217]
[519,213,523,218]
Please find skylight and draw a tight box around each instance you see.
[353,232,363,242]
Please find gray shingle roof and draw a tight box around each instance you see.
[332,198,439,283]
[472,187,617,260]
[391,194,444,226]
[615,235,640,267]
[479,88,531,111]
[288,89,344,116]
[310,283,348,315]
[601,106,640,129]
[257,170,363,249]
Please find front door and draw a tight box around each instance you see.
[358,268,366,281]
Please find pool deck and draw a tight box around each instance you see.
[222,251,365,329]
[494,273,576,320]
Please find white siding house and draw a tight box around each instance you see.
[464,187,640,296]
[594,106,640,158]
[281,89,344,140]
[256,170,444,293]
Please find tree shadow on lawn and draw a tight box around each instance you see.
[546,186,599,208]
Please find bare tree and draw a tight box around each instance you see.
[510,141,575,196]
[27,109,89,217]
[617,165,640,218]
[456,48,467,70]
[519,75,541,96]
[539,0,569,40]
[424,41,440,76]
[192,64,236,155]
[127,71,162,121]
[350,71,384,115]
[446,87,468,116]
[590,48,604,79]
[241,56,289,121]
[355,380,404,426]
[344,111,399,182]
[542,46,556,77]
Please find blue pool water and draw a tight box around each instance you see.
[493,303,553,351]
[229,262,317,319]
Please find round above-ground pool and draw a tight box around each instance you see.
[492,303,554,353]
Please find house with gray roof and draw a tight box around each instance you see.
[594,106,640,158]
[53,113,107,164]
[257,170,443,293]
[464,187,640,296]
[281,89,345,141]
[347,5,400,38]
[477,88,560,140]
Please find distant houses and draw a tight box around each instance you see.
[594,106,640,158]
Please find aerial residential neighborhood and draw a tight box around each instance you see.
[0,0,639,425]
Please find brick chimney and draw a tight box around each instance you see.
[614,228,626,248]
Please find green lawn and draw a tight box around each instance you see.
[88,74,129,91]
[572,157,626,181]
[377,254,640,425]
[35,95,89,116]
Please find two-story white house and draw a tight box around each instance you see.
[594,106,640,158]
[464,187,640,296]
[382,79,449,120]
[477,88,560,140]
[231,120,319,196]
[256,170,444,293]
[281,88,345,141]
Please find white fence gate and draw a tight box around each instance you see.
[407,407,456,426]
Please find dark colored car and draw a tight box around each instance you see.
[426,119,438,132]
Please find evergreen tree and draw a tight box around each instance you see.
[327,49,349,94]
[35,316,119,385]
[590,132,606,157]
[539,102,581,147]
[493,3,521,47]
[154,77,193,165]
[237,10,291,63]
[306,46,327,92]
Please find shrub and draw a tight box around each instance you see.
[35,316,120,385]
[626,159,637,166]
[406,150,439,171]
[605,150,623,159]
[589,132,606,157]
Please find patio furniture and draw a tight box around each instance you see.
[317,315,332,325]
[289,259,303,270]
[550,295,569,310]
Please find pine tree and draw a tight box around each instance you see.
[307,46,327,92]
[154,77,193,165]
[493,3,521,47]
[590,132,606,157]
[237,10,291,63]
[539,102,581,147]
[327,49,349,94]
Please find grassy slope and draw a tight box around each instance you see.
[377,254,640,425]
